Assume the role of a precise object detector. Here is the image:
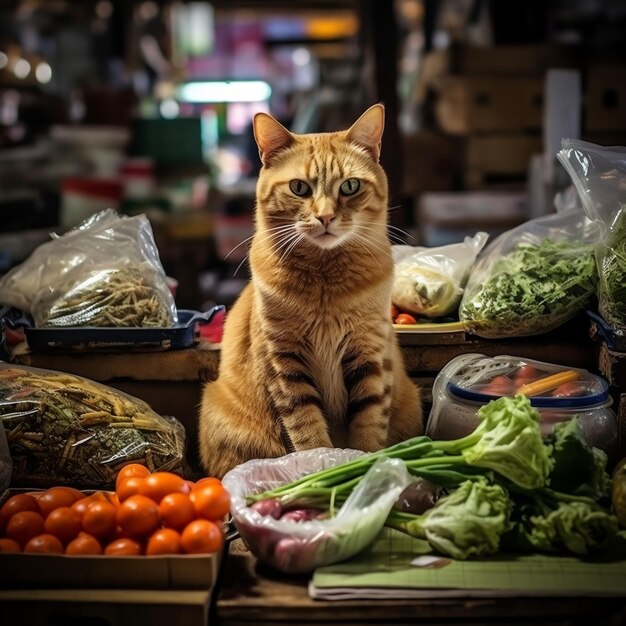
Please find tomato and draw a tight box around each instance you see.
[38,487,80,517]
[1,493,40,519]
[116,476,146,502]
[6,510,45,547]
[181,519,223,554]
[514,364,541,389]
[481,375,513,397]
[44,506,82,544]
[104,538,142,556]
[191,482,231,521]
[116,495,160,538]
[552,381,587,398]
[159,493,195,530]
[391,304,399,321]
[394,313,417,325]
[194,477,222,489]
[24,533,64,554]
[146,528,182,555]
[66,533,103,555]
[0,511,6,535]
[115,463,150,490]
[82,501,117,539]
[139,472,190,504]
[0,538,21,553]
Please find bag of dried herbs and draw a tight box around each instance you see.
[559,140,626,336]
[459,208,598,338]
[0,362,186,488]
[0,210,176,328]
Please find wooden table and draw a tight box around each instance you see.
[214,541,626,626]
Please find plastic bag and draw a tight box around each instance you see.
[222,448,411,574]
[391,232,488,318]
[558,139,626,336]
[0,210,176,328]
[0,362,186,488]
[459,209,598,338]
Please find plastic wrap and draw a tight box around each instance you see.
[0,362,186,488]
[222,448,411,574]
[558,140,626,336]
[426,354,618,460]
[391,232,488,318]
[0,210,176,328]
[459,209,598,338]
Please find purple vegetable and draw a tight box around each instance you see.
[279,508,320,523]
[249,498,282,519]
[272,537,304,571]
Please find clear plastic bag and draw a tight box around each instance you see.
[459,209,598,338]
[558,139,626,336]
[0,210,176,328]
[0,362,186,488]
[391,232,488,318]
[222,448,411,574]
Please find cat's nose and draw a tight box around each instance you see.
[316,215,335,227]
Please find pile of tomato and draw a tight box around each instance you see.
[0,465,230,556]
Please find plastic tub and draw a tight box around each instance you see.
[427,354,618,459]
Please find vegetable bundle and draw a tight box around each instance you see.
[598,208,626,332]
[249,396,620,561]
[459,239,597,338]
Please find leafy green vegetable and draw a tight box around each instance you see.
[460,239,597,338]
[547,418,611,500]
[598,207,626,331]
[387,478,512,560]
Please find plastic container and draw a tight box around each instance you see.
[427,354,618,458]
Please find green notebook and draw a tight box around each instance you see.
[310,528,626,600]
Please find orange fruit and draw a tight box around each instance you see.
[146,528,182,555]
[181,519,223,554]
[65,533,103,555]
[116,495,160,538]
[24,533,64,554]
[191,482,231,520]
[159,493,195,530]
[82,501,117,539]
[6,510,45,547]
[0,493,40,519]
[37,487,80,517]
[104,538,142,556]
[116,476,145,502]
[139,472,189,504]
[44,506,82,544]
[115,463,150,490]
[0,538,21,553]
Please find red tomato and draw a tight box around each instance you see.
[24,533,64,554]
[552,381,587,398]
[159,493,195,530]
[482,375,513,397]
[394,313,417,325]
[116,495,160,538]
[115,464,150,490]
[37,487,80,517]
[0,538,21,553]
[82,501,117,539]
[104,538,142,556]
[181,519,223,554]
[514,364,541,389]
[190,483,231,521]
[194,477,222,489]
[0,493,40,519]
[139,472,190,504]
[44,506,82,544]
[65,533,103,555]
[146,528,182,555]
[116,476,145,502]
[6,510,45,547]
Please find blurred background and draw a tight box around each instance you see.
[1,0,625,311]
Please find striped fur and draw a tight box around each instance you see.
[199,105,422,478]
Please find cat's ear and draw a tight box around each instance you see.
[347,104,385,162]
[253,113,294,166]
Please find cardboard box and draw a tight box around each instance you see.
[436,77,543,134]
[585,66,626,132]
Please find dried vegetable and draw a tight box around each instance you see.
[0,365,185,488]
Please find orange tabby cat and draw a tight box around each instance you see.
[199,104,422,478]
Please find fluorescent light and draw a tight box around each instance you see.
[179,80,271,103]
[14,59,30,79]
[35,62,52,84]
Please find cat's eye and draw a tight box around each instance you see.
[340,178,360,196]
[289,179,311,197]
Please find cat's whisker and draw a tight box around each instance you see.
[224,225,295,260]
[353,227,394,257]
[357,222,414,244]
[233,254,249,277]
[351,233,383,271]
[278,233,305,265]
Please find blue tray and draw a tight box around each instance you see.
[3,305,224,352]
[587,310,626,352]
